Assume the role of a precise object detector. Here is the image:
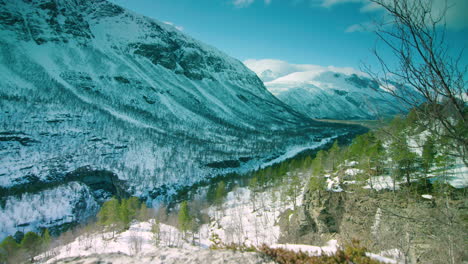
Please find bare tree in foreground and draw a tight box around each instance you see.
[365,0,467,164]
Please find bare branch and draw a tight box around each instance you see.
[366,0,467,164]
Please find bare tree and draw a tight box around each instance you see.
[365,0,467,164]
[128,231,143,255]
[151,219,161,246]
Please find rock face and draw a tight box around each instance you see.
[279,187,467,263]
[0,0,356,238]
[279,188,392,246]
[279,190,349,244]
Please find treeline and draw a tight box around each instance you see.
[97,197,150,237]
[201,155,318,211]
[0,229,51,263]
[304,111,459,195]
[205,110,458,200]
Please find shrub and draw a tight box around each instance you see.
[260,239,383,264]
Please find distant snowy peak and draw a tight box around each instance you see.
[244,59,406,120]
[267,70,380,93]
[244,59,366,83]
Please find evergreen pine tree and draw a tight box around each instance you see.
[0,236,19,263]
[278,162,288,178]
[13,231,24,244]
[41,229,51,251]
[21,232,42,262]
[249,177,258,192]
[422,137,436,176]
[214,181,226,207]
[178,201,192,235]
[389,138,418,185]
[120,199,131,229]
[138,202,150,221]
[98,197,121,236]
[206,183,217,204]
[151,219,161,245]
[347,135,366,160]
[327,140,341,171]
[126,197,141,220]
[308,175,326,192]
[312,150,325,176]
[287,173,301,209]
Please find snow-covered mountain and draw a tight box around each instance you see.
[0,0,359,238]
[244,59,408,120]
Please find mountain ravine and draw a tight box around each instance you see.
[0,0,360,239]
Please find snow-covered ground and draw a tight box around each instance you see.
[44,222,191,262]
[362,161,468,191]
[325,174,344,192]
[49,250,273,264]
[0,182,99,238]
[42,221,274,264]
[39,184,401,264]
[447,161,468,188]
[364,175,400,191]
[201,187,301,246]
[39,185,300,262]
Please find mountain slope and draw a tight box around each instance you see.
[0,0,358,238]
[245,59,408,120]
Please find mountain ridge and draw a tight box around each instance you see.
[244,59,408,120]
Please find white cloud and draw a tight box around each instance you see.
[321,0,468,31]
[359,2,383,12]
[321,0,364,8]
[345,21,378,32]
[163,21,184,31]
[233,0,255,7]
[345,23,364,33]
[233,0,272,7]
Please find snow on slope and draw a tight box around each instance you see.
[40,185,400,264]
[0,182,99,238]
[49,251,273,264]
[0,0,359,238]
[42,221,275,263]
[244,59,408,120]
[201,187,301,246]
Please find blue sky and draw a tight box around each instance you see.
[110,0,468,70]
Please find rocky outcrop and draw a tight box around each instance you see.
[279,187,467,263]
[279,189,399,245]
[279,190,349,244]
[0,167,130,237]
[0,167,128,201]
